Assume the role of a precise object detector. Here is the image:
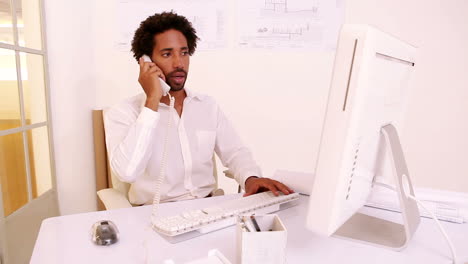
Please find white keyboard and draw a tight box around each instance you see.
[152,192,300,243]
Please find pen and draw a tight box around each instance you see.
[250,215,261,232]
[243,216,256,232]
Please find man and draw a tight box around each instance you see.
[104,11,293,205]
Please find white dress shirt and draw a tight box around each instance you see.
[103,89,262,205]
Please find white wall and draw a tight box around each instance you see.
[45,0,97,214]
[45,0,468,214]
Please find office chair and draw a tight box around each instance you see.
[92,109,236,210]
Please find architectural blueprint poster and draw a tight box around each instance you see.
[236,0,345,50]
[116,0,227,51]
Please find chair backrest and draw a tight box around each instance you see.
[92,109,130,210]
[100,109,131,196]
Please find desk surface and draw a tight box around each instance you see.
[31,194,468,264]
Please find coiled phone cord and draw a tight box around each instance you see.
[150,94,175,228]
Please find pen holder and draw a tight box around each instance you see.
[236,214,287,264]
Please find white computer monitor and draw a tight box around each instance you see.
[307,24,420,250]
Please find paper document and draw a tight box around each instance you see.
[271,169,314,195]
[237,0,344,50]
[367,186,468,224]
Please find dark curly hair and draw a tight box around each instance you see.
[131,11,199,62]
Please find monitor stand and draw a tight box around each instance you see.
[333,124,420,251]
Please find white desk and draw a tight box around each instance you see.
[31,194,468,264]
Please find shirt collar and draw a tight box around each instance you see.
[184,88,206,101]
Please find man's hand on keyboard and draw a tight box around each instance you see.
[244,177,294,197]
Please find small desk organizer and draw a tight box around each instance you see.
[236,214,287,264]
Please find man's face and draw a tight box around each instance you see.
[151,29,190,91]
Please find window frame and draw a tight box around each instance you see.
[0,0,57,215]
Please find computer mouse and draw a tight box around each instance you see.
[91,220,119,246]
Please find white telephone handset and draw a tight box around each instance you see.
[141,54,171,96]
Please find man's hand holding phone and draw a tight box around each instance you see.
[138,56,165,111]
